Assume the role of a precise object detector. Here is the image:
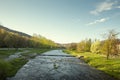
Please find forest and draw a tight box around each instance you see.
[0,25,57,49]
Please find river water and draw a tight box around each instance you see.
[9,50,116,80]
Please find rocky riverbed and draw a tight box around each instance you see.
[8,50,116,80]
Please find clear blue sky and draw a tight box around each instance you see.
[0,0,120,43]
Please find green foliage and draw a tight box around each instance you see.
[30,34,57,48]
[85,39,92,51]
[0,28,30,48]
[65,39,91,52]
[65,30,120,59]
[66,43,77,50]
[101,30,119,59]
[90,40,101,54]
[77,40,86,52]
[77,39,91,52]
[0,28,57,49]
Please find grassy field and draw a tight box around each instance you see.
[0,48,51,80]
[64,50,120,80]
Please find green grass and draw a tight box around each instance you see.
[0,50,22,59]
[0,58,28,80]
[0,48,52,80]
[64,50,120,80]
[8,58,28,77]
[0,59,12,80]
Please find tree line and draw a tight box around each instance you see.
[66,30,120,59]
[0,28,57,49]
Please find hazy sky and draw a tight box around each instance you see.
[0,0,120,43]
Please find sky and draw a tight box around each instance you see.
[0,0,120,43]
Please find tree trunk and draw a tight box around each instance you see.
[107,52,109,59]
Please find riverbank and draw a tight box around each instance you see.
[64,50,120,80]
[0,48,51,80]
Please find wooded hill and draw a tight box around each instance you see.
[0,25,31,37]
[0,25,57,48]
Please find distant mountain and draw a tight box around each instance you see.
[0,25,31,37]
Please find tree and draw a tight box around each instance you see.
[91,40,101,54]
[66,43,77,50]
[30,34,57,48]
[0,26,58,49]
[4,33,14,48]
[0,29,7,47]
[77,40,86,52]
[77,39,91,52]
[84,39,91,52]
[101,30,119,59]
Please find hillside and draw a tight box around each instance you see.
[0,25,31,37]
[0,25,57,48]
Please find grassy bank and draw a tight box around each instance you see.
[0,50,23,59]
[0,58,28,79]
[64,50,120,80]
[0,48,51,80]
